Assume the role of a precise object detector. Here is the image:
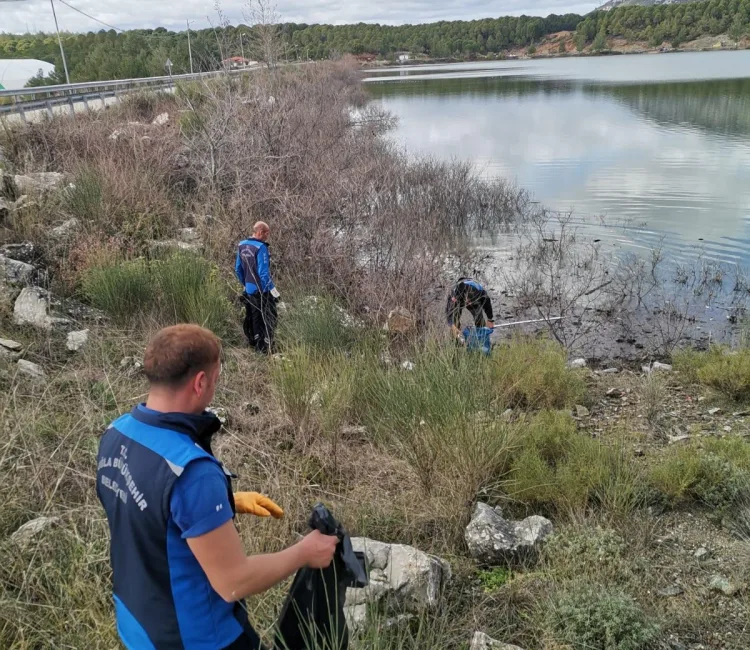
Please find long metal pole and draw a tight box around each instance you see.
[49,0,71,85]
[187,20,194,74]
[240,33,245,62]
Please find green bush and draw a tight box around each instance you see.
[276,296,364,354]
[543,527,628,580]
[509,411,643,514]
[491,338,585,409]
[82,258,154,323]
[674,346,750,402]
[647,441,750,509]
[83,252,233,337]
[478,567,511,593]
[548,584,659,650]
[65,166,105,221]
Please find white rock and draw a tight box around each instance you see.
[347,537,450,614]
[599,367,619,374]
[465,502,553,564]
[568,358,587,369]
[13,287,69,330]
[470,631,525,650]
[0,337,22,352]
[344,603,368,633]
[50,218,80,238]
[17,359,46,380]
[178,227,200,243]
[0,254,35,284]
[652,362,673,372]
[401,360,415,371]
[66,329,90,352]
[11,516,60,548]
[14,172,64,194]
[149,239,200,254]
[152,112,170,126]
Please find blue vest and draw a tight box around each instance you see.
[96,407,249,650]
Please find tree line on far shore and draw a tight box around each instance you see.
[1,0,748,85]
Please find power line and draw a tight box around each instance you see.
[54,0,127,32]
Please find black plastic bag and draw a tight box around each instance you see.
[274,503,368,650]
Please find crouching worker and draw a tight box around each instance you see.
[446,277,495,342]
[96,324,337,650]
[236,221,281,353]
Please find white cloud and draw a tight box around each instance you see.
[1,0,599,34]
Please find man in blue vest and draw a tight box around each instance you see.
[96,324,337,649]
[235,221,280,353]
[446,277,495,342]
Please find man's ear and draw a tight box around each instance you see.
[193,370,207,395]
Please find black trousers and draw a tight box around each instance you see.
[467,299,488,328]
[242,292,277,353]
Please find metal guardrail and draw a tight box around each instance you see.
[0,67,254,121]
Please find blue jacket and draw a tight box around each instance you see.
[235,238,275,295]
[96,406,254,650]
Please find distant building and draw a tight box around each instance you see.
[0,59,55,90]
[221,57,258,70]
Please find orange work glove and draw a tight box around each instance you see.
[233,492,284,518]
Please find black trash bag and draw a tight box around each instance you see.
[274,503,368,650]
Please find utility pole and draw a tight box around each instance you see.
[240,32,245,62]
[49,0,71,85]
[186,20,194,74]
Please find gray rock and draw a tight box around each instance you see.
[575,404,590,417]
[0,338,22,352]
[66,329,90,352]
[0,345,20,361]
[465,502,553,564]
[17,359,46,380]
[152,112,170,126]
[600,367,620,374]
[652,361,673,372]
[708,407,722,416]
[568,358,587,369]
[50,218,80,238]
[657,584,684,597]
[470,631,525,650]
[0,254,35,285]
[11,516,60,548]
[694,547,710,560]
[14,172,64,194]
[178,227,200,243]
[345,537,450,630]
[709,575,741,596]
[0,196,9,218]
[0,242,35,264]
[13,287,69,330]
[386,308,416,335]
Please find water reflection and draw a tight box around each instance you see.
[369,54,750,267]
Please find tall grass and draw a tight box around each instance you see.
[674,346,750,402]
[82,251,234,337]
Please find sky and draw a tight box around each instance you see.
[0,0,600,35]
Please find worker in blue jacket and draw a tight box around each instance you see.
[96,325,337,650]
[446,277,495,341]
[235,221,280,353]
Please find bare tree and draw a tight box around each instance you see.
[244,0,284,69]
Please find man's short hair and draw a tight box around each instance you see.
[144,324,221,387]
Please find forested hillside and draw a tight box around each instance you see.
[1,0,748,85]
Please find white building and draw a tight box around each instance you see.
[0,59,55,90]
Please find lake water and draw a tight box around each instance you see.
[366,51,750,269]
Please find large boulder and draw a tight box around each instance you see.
[13,287,70,330]
[465,502,553,565]
[470,632,525,650]
[345,538,451,632]
[14,172,64,194]
[0,254,35,285]
[385,308,416,335]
